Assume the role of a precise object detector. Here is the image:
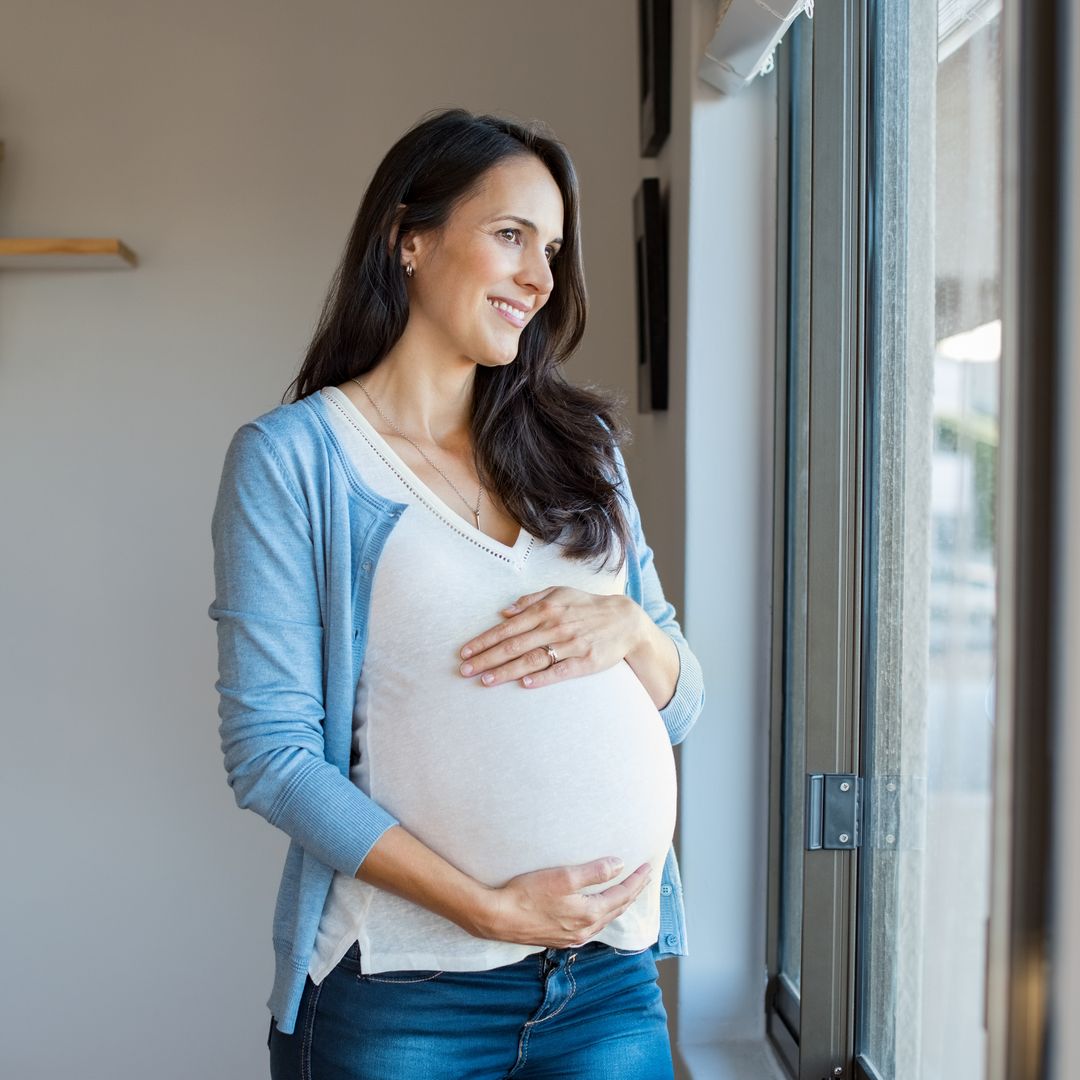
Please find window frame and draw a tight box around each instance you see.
[765,0,1062,1077]
[985,0,1061,1075]
[765,3,869,1077]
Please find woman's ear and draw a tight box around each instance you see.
[384,203,425,272]
[399,230,422,267]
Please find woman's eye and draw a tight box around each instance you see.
[498,229,556,263]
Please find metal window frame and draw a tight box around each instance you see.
[797,5,867,1077]
[765,2,802,1059]
[850,0,931,1074]
[765,11,811,1072]
[766,3,869,1078]
[985,0,1063,1076]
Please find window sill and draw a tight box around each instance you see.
[678,1039,790,1080]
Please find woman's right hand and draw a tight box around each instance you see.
[355,826,652,949]
[469,858,653,948]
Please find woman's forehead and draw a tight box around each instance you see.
[461,159,564,233]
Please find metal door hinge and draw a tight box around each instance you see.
[806,773,861,850]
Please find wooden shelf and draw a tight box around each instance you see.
[0,144,136,269]
[0,237,137,269]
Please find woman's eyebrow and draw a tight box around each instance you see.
[491,215,563,246]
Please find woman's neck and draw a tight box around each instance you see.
[358,347,476,449]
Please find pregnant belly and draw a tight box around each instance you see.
[364,661,678,890]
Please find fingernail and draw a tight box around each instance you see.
[460,663,473,675]
[461,647,473,658]
[481,672,495,684]
[504,603,518,613]
[522,676,533,686]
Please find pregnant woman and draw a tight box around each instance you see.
[208,107,705,1079]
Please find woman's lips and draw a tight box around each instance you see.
[488,299,526,328]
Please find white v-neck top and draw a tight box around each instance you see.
[307,386,677,979]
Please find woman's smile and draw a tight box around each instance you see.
[488,297,528,328]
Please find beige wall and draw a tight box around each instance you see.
[0,2,693,1076]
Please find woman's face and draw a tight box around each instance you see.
[401,154,565,369]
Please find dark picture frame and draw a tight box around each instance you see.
[634,177,668,412]
[639,0,672,157]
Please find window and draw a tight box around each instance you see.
[856,4,1001,1076]
[761,1,1041,1077]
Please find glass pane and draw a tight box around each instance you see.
[778,13,814,998]
[858,1,1001,1077]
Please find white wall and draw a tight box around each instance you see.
[679,10,778,1053]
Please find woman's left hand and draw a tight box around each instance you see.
[457,586,647,689]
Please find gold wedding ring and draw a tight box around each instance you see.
[543,644,559,669]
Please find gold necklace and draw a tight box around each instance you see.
[350,377,484,529]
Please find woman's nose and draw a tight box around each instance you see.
[517,248,554,295]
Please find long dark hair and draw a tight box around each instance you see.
[283,107,633,568]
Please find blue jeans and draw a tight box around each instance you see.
[268,939,674,1079]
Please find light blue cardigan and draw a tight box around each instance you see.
[208,389,706,1035]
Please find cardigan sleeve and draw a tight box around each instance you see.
[208,422,399,878]
[613,443,706,746]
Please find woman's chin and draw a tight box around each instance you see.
[472,351,520,370]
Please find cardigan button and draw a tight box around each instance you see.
[660,884,673,896]
[664,933,678,947]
